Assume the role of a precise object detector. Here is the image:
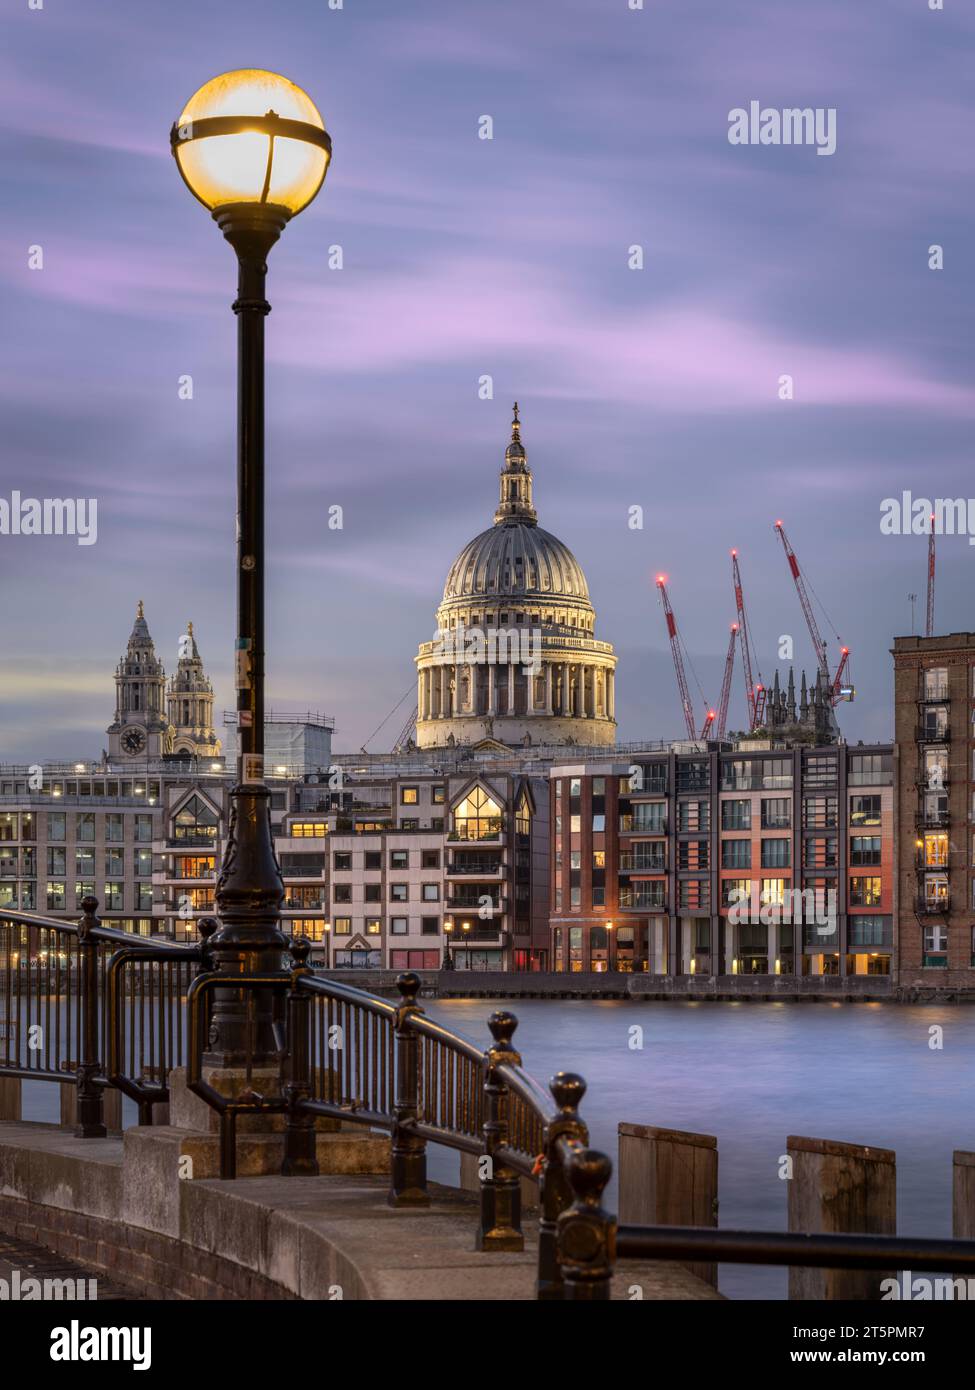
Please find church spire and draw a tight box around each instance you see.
[494,401,537,526]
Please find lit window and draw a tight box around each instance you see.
[452,787,503,842]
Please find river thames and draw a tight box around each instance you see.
[427,999,975,1299]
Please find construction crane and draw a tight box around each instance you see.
[393,704,419,752]
[926,514,936,638]
[731,549,766,731]
[715,623,738,740]
[655,576,715,740]
[774,520,851,705]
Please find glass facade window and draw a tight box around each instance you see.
[47,813,66,841]
[922,667,948,700]
[848,916,892,948]
[850,876,882,907]
[760,878,786,906]
[761,798,790,829]
[76,813,95,842]
[722,879,751,908]
[761,838,790,869]
[849,796,880,827]
[721,800,750,831]
[851,836,882,866]
[291,822,326,838]
[721,839,751,869]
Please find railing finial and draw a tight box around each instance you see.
[395,971,421,1009]
[289,936,311,968]
[197,915,218,971]
[550,1071,586,1116]
[78,895,99,940]
[487,1009,519,1054]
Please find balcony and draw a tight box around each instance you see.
[917,894,950,915]
[618,888,667,911]
[619,819,667,836]
[619,853,666,872]
[447,893,508,913]
[165,835,218,849]
[916,724,950,744]
[283,899,324,912]
[916,851,949,871]
[447,858,504,876]
[279,864,326,878]
[915,810,949,830]
[447,925,504,946]
[168,869,215,882]
[917,688,949,704]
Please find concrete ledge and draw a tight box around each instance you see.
[0,1122,721,1301]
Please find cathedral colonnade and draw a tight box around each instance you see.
[417,659,616,722]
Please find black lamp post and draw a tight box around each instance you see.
[171,69,331,1062]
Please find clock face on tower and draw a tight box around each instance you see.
[122,728,147,755]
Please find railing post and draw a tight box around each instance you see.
[75,895,106,1139]
[557,1148,616,1301]
[476,1010,523,1251]
[537,1071,589,1299]
[388,972,429,1207]
[283,938,319,1176]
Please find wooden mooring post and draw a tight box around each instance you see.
[0,1076,22,1122]
[617,1122,719,1287]
[787,1135,896,1300]
[952,1151,975,1239]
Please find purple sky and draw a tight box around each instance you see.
[1,0,973,760]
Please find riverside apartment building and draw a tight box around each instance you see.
[549,740,894,977]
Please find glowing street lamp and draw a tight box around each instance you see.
[171,70,331,1061]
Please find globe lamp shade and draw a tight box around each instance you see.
[171,69,330,218]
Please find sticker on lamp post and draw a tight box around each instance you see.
[235,637,253,690]
[241,754,264,785]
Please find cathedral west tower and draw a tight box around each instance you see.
[167,621,220,758]
[107,602,169,759]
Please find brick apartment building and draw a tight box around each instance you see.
[0,758,550,973]
[549,741,894,976]
[893,632,975,987]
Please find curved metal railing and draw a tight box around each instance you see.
[2,909,599,1298]
[0,899,202,1131]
